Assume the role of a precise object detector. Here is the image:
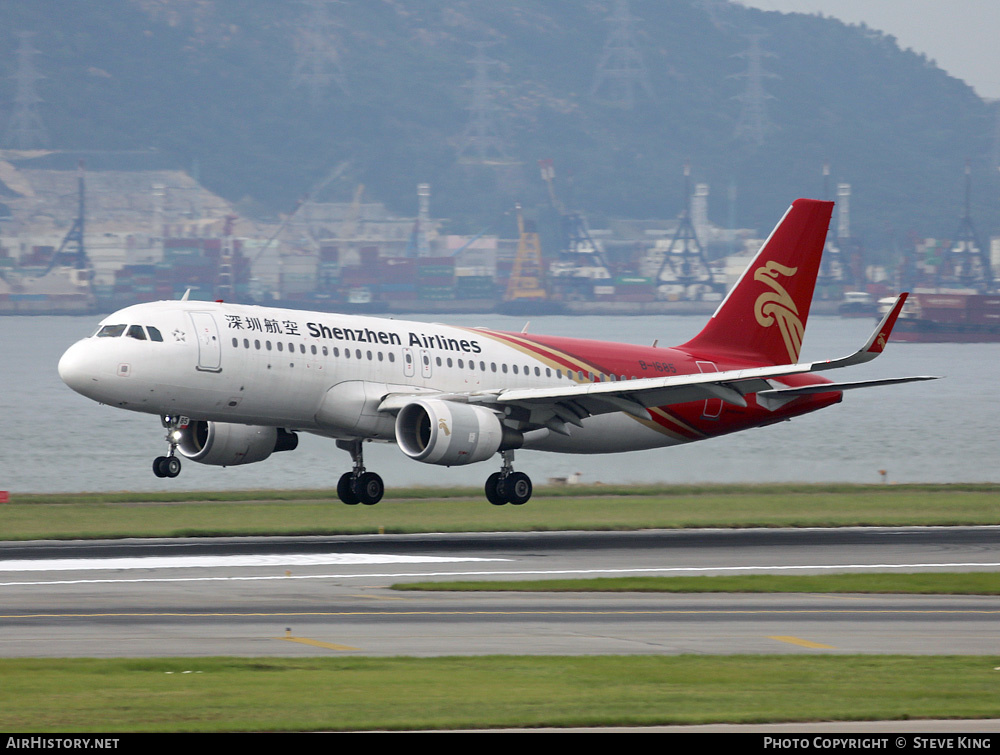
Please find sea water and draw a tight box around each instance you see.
[0,312,991,494]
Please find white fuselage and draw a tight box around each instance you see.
[58,300,677,455]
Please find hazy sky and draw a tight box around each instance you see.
[739,0,1000,100]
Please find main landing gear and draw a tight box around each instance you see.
[153,415,185,478]
[484,450,533,506]
[336,439,384,506]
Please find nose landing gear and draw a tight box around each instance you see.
[153,415,187,478]
[336,439,384,506]
[485,450,532,506]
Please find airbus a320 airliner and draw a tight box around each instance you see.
[59,199,935,505]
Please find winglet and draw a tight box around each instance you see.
[864,292,908,356]
[811,293,909,372]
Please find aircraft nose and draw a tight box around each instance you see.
[58,340,98,396]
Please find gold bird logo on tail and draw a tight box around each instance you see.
[753,261,804,363]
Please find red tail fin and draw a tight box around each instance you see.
[681,198,834,365]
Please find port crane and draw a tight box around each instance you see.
[538,159,613,299]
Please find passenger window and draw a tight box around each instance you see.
[97,324,126,338]
[126,325,147,340]
[147,326,164,342]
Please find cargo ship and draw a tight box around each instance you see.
[877,290,1000,342]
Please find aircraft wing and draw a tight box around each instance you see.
[378,294,938,433]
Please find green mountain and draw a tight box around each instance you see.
[1,0,995,259]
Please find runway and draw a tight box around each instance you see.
[1,527,998,658]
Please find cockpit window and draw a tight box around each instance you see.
[126,325,147,341]
[147,326,163,342]
[96,324,127,338]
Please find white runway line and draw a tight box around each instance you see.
[0,552,510,573]
[0,560,997,588]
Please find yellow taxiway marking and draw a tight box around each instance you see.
[768,635,836,649]
[276,636,360,652]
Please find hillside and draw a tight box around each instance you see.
[0,0,995,257]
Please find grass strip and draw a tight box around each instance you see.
[391,572,1000,594]
[2,483,999,541]
[1,656,998,733]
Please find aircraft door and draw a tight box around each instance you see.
[696,361,722,419]
[189,312,222,373]
[402,347,415,378]
[419,348,433,379]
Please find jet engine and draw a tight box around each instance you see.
[395,399,521,466]
[176,421,298,466]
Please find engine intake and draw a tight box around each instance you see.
[177,421,298,466]
[395,399,521,466]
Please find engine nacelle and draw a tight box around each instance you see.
[395,399,521,466]
[176,421,298,467]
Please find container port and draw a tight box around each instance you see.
[1,152,995,320]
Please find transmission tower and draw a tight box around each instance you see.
[590,0,655,109]
[291,0,349,107]
[731,31,777,149]
[3,32,48,149]
[455,43,512,166]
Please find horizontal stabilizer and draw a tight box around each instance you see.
[756,375,939,411]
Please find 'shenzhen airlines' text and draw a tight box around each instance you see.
[306,322,482,353]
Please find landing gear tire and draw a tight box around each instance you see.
[335,440,384,506]
[153,456,181,478]
[155,415,187,479]
[485,450,533,505]
[337,472,360,505]
[485,472,506,506]
[504,471,532,506]
[353,472,384,506]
